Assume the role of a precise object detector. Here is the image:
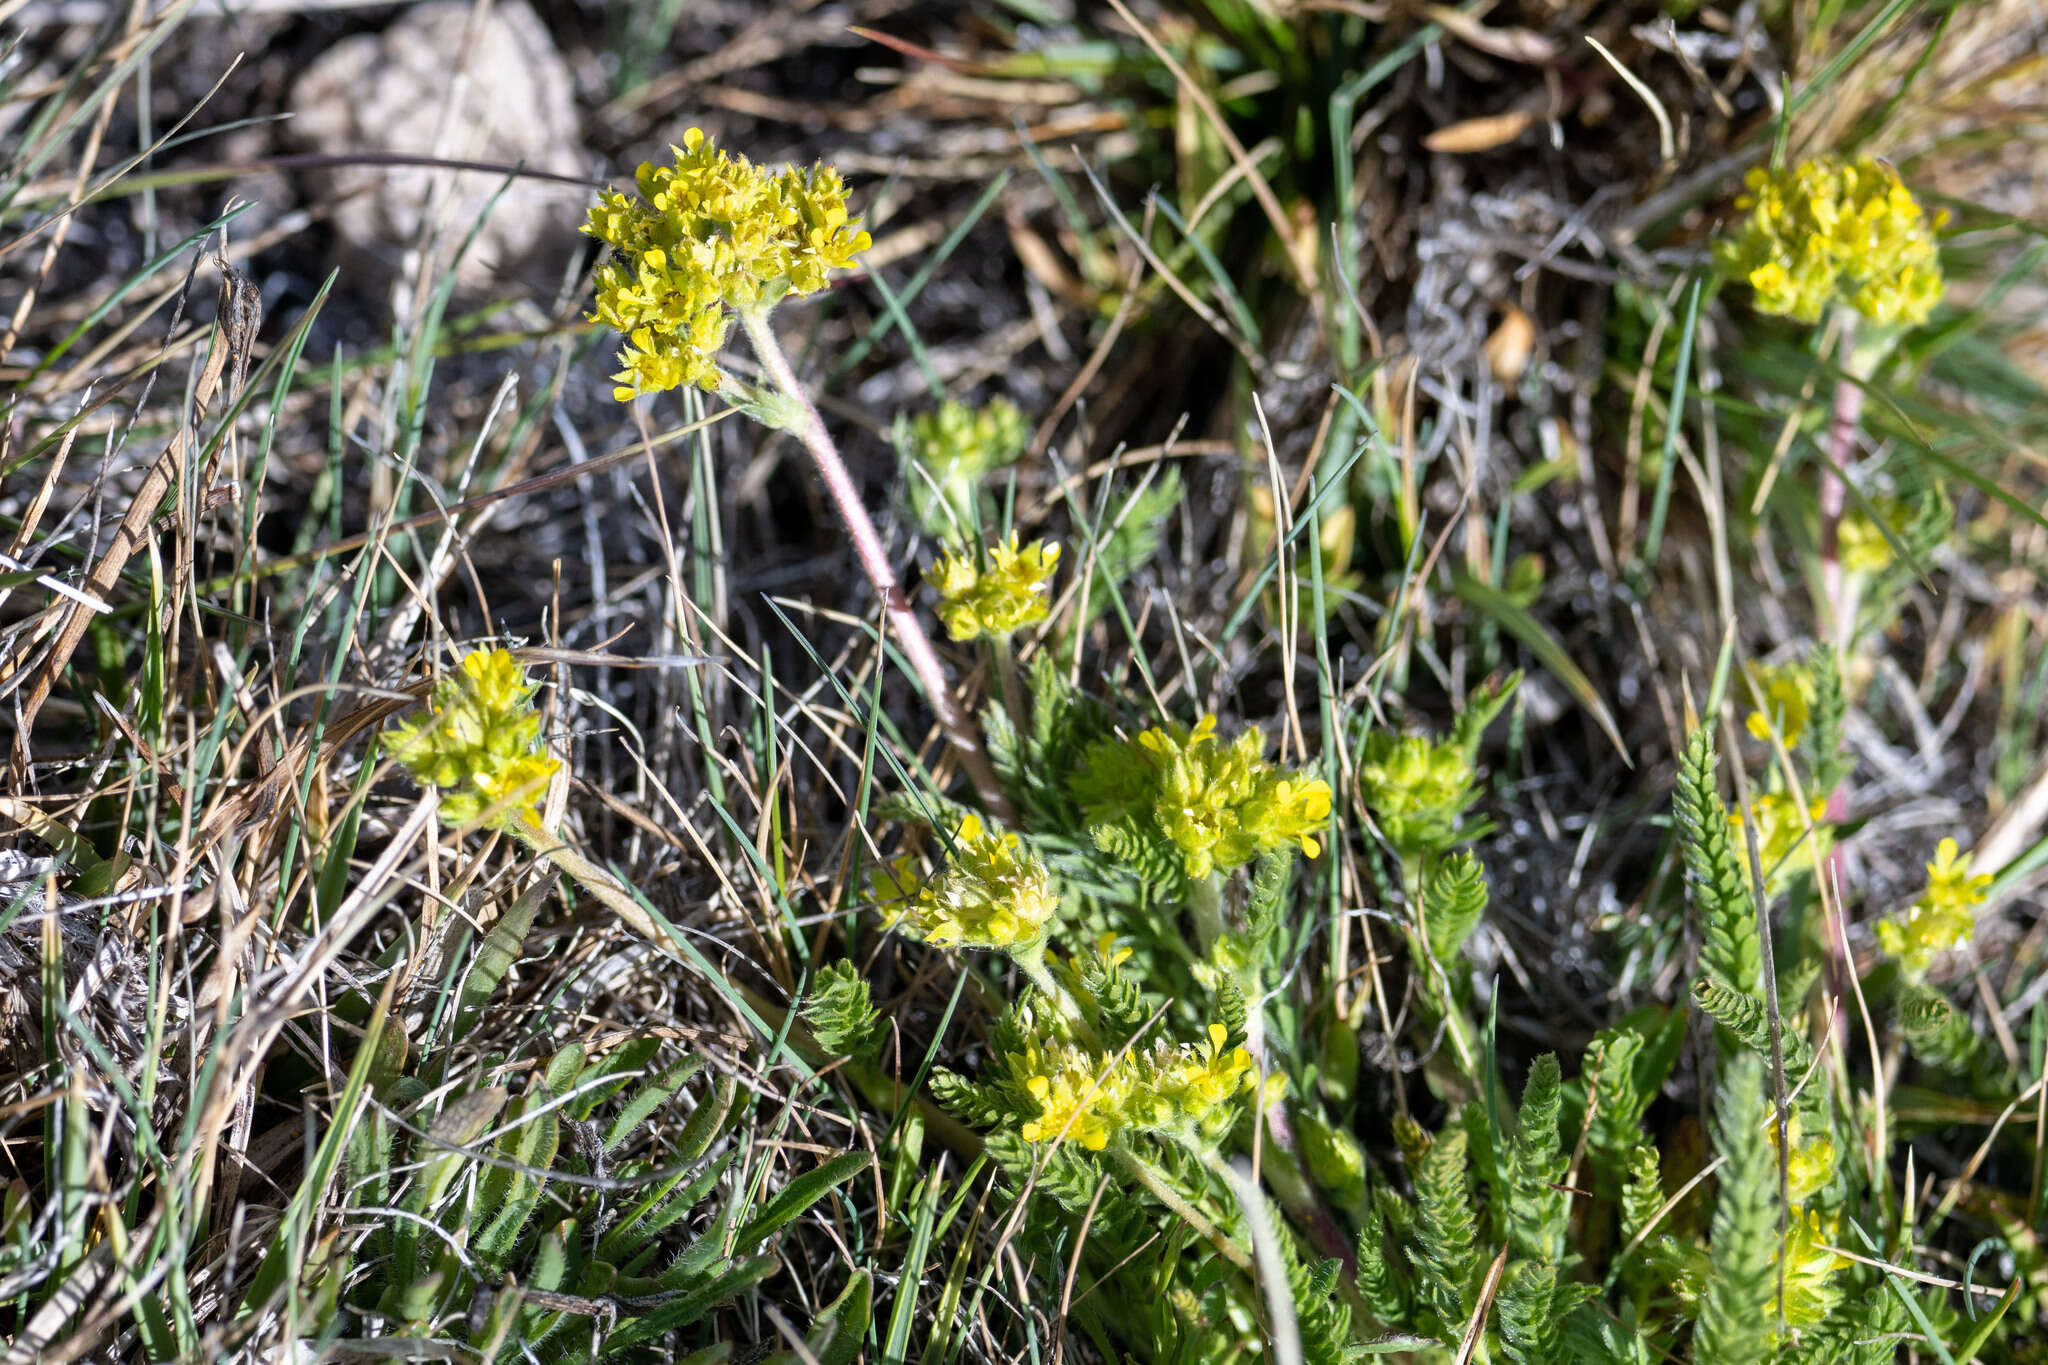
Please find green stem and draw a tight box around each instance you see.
[991,633,1027,734]
[1112,1147,1252,1272]
[1014,941,1099,1051]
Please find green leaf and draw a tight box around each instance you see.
[452,871,552,1041]
[1696,1054,1774,1365]
[1450,573,1625,763]
[733,1150,870,1251]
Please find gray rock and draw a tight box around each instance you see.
[288,0,588,292]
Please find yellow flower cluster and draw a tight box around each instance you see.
[1016,1039,1132,1151]
[930,534,1060,641]
[1012,1023,1256,1152]
[387,648,560,829]
[1771,1114,1838,1207]
[1728,792,1831,894]
[1776,1207,1852,1331]
[1744,662,1813,746]
[872,814,1059,952]
[1717,154,1946,328]
[1074,715,1333,879]
[1767,1119,1848,1332]
[900,398,1030,534]
[1876,837,1992,974]
[1357,732,1478,857]
[584,128,870,401]
[1836,496,1910,575]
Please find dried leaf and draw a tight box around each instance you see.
[1422,110,1536,154]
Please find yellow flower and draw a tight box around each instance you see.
[1775,1208,1851,1332]
[1876,837,1991,974]
[1717,155,1946,327]
[1073,715,1332,879]
[1728,793,1831,894]
[1008,1020,1254,1152]
[1744,662,1814,746]
[1151,1023,1257,1137]
[1770,1115,1838,1207]
[873,813,1059,952]
[1836,496,1912,575]
[930,534,1060,640]
[1016,1040,1132,1151]
[585,128,871,400]
[387,648,561,829]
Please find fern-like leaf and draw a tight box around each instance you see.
[1410,1125,1479,1336]
[1802,645,1848,792]
[1692,976,1815,1084]
[1355,1192,1412,1330]
[1674,727,1761,996]
[1506,1054,1567,1263]
[1900,986,2010,1098]
[803,960,881,1059]
[1696,1054,1775,1365]
[1496,1259,1560,1365]
[1424,850,1488,967]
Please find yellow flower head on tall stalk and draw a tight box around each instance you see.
[1876,837,1992,974]
[872,813,1059,952]
[1744,662,1814,746]
[1073,715,1332,879]
[387,648,561,829]
[930,534,1060,641]
[584,128,871,401]
[1717,154,1946,328]
[1728,792,1831,893]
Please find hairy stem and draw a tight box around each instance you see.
[737,307,1013,822]
[1112,1147,1253,1272]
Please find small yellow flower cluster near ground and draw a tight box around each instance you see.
[387,648,560,829]
[1728,792,1831,894]
[1717,154,1946,328]
[1876,837,1992,974]
[1073,715,1332,879]
[1766,1116,1848,1332]
[1744,662,1813,746]
[930,534,1060,641]
[872,813,1059,952]
[899,398,1030,535]
[1015,1039,1134,1151]
[1010,1022,1256,1152]
[1772,1114,1838,1207]
[584,127,870,400]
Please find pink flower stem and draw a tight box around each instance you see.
[1816,361,1864,650]
[1816,318,1871,1054]
[738,308,1014,824]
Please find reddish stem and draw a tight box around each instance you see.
[738,308,1014,823]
